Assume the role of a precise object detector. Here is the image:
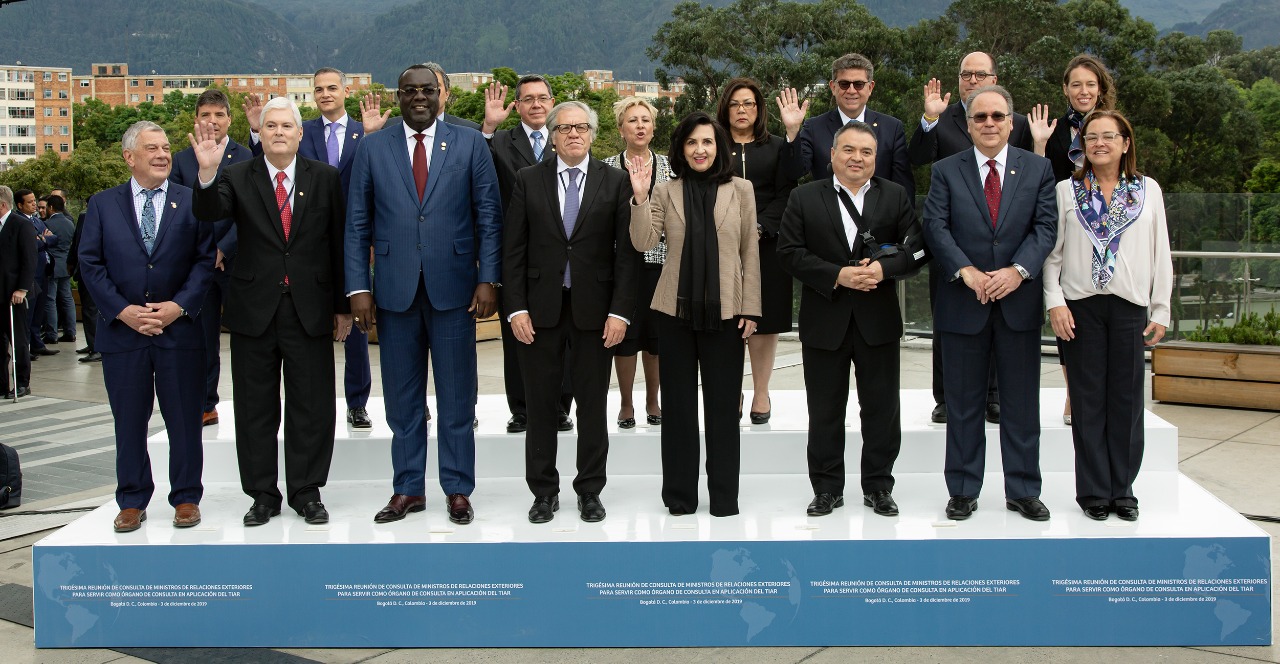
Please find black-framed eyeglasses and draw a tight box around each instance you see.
[959,71,993,82]
[553,123,592,135]
[398,85,438,98]
[834,79,871,91]
[727,100,758,110]
[969,112,1009,124]
[518,95,553,105]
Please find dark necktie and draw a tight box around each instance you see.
[413,133,428,201]
[984,159,1001,229]
[562,167,581,287]
[531,131,544,161]
[140,188,159,253]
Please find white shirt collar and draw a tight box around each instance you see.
[523,122,546,142]
[973,144,1010,171]
[837,107,866,126]
[403,119,436,139]
[130,178,169,196]
[832,175,871,198]
[264,158,297,187]
[557,156,589,176]
[325,113,349,130]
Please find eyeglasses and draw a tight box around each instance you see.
[1083,131,1125,144]
[959,71,993,82]
[518,95,553,105]
[727,100,757,110]
[968,112,1009,124]
[553,123,592,135]
[834,79,871,91]
[398,85,438,98]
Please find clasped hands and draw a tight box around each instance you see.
[119,302,183,336]
[960,266,1023,304]
[837,259,884,291]
[509,312,627,348]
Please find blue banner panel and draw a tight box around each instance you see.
[33,537,1271,648]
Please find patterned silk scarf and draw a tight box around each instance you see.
[1072,172,1145,290]
[1066,109,1086,167]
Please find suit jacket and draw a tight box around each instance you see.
[1045,113,1077,183]
[630,177,760,321]
[192,155,349,338]
[907,102,1034,167]
[798,108,915,196]
[77,182,215,353]
[43,212,75,278]
[441,112,481,131]
[28,213,56,276]
[777,176,928,350]
[489,124,557,210]
[504,158,638,329]
[346,120,502,312]
[922,146,1058,335]
[296,116,364,193]
[0,211,36,296]
[171,139,252,266]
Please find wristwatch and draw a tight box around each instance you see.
[1012,264,1030,279]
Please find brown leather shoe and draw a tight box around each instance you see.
[114,508,147,533]
[202,409,219,426]
[446,493,473,525]
[374,494,426,523]
[173,503,201,528]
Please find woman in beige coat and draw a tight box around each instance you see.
[628,111,760,517]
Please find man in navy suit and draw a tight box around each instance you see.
[14,190,59,359]
[347,63,502,526]
[922,85,1057,522]
[78,121,215,533]
[170,89,252,427]
[798,53,914,197]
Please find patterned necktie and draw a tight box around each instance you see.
[326,121,341,167]
[531,130,544,161]
[562,167,581,288]
[140,188,158,253]
[275,171,292,240]
[413,133,428,201]
[984,159,1001,229]
[1067,109,1086,167]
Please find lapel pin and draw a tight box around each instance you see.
[352,133,359,140]
[1010,170,1016,175]
[298,191,304,197]
[225,153,232,159]
[872,122,878,127]
[170,202,177,208]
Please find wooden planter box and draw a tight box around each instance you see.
[1151,341,1280,410]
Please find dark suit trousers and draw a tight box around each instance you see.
[500,288,572,416]
[1061,295,1146,509]
[803,310,901,496]
[930,263,998,406]
[76,280,98,352]
[2,301,31,392]
[28,274,48,350]
[657,313,744,517]
[343,326,371,409]
[230,293,335,511]
[102,346,204,510]
[941,305,1042,500]
[43,276,75,338]
[378,276,476,497]
[518,291,611,497]
[200,271,229,411]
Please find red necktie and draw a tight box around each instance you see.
[275,171,292,285]
[984,159,1001,229]
[413,133,428,201]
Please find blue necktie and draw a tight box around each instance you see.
[562,167,581,288]
[140,188,158,253]
[531,130,544,161]
[326,122,341,167]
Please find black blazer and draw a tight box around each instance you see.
[907,102,1034,167]
[192,155,349,338]
[489,125,556,209]
[0,211,37,296]
[1045,113,1077,182]
[777,176,927,350]
[798,108,915,196]
[171,139,252,265]
[502,158,637,330]
[729,134,802,236]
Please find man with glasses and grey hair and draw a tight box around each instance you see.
[503,100,637,524]
[797,53,914,196]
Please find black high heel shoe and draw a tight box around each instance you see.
[749,397,771,424]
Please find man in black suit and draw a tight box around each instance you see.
[922,85,1057,522]
[170,89,253,427]
[481,74,573,434]
[424,62,480,130]
[68,203,102,363]
[0,186,36,399]
[190,96,351,527]
[778,122,928,518]
[798,53,914,197]
[40,195,77,344]
[908,51,1034,425]
[14,190,58,359]
[503,101,637,524]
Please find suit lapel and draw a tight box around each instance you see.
[995,149,1022,229]
[947,104,971,146]
[340,119,363,172]
[422,121,451,205]
[956,151,990,230]
[386,123,420,206]
[542,161,567,240]
[290,159,311,240]
[116,185,147,253]
[862,179,881,233]
[712,180,734,231]
[304,118,327,165]
[512,126,537,167]
[149,185,181,252]
[251,157,288,246]
[570,160,602,240]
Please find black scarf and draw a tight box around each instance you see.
[676,172,721,330]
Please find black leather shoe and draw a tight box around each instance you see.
[806,493,844,516]
[243,503,281,526]
[507,413,528,433]
[79,352,102,363]
[1083,505,1109,521]
[76,346,92,354]
[58,334,76,343]
[528,495,559,523]
[985,402,1001,424]
[557,412,574,432]
[749,397,771,424]
[1114,505,1139,521]
[298,501,329,524]
[473,418,479,430]
[863,490,899,516]
[346,407,372,428]
[32,347,59,356]
[931,403,947,423]
[577,493,606,522]
[647,414,662,426]
[447,494,474,524]
[617,417,636,429]
[946,496,978,520]
[4,386,31,399]
[42,335,58,344]
[1006,497,1050,521]
[374,494,426,523]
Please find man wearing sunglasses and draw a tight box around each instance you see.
[798,53,914,197]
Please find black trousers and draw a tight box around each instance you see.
[500,288,572,417]
[230,293,335,512]
[1061,295,1146,509]
[517,291,612,497]
[200,272,229,412]
[2,301,30,393]
[75,278,98,352]
[803,310,901,496]
[930,263,998,405]
[658,313,744,517]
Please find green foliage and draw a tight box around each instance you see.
[1183,310,1280,345]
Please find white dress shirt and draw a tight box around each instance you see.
[524,123,548,158]
[263,158,298,212]
[403,119,436,169]
[326,113,350,160]
[556,156,588,214]
[974,144,1008,188]
[837,107,866,127]
[831,175,871,252]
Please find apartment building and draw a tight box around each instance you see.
[72,63,374,110]
[0,63,75,169]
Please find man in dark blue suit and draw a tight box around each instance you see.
[922,86,1057,522]
[347,64,502,526]
[78,121,215,533]
[170,89,251,427]
[797,53,914,196]
[1,185,36,399]
[14,190,59,359]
